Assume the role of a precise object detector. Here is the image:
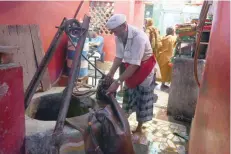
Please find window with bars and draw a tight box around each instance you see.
[89,1,114,35]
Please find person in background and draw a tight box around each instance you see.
[65,26,89,82]
[144,18,162,57]
[144,18,162,86]
[156,27,177,88]
[106,14,156,133]
[89,27,105,62]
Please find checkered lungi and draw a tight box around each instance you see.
[122,79,156,123]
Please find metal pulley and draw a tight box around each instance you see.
[65,19,85,39]
[64,18,106,77]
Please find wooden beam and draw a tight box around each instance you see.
[0,45,19,53]
[29,25,51,91]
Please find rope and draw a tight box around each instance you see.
[194,1,212,87]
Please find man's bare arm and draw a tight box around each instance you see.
[106,64,139,94]
[119,64,139,82]
[108,57,123,77]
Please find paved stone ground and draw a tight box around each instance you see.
[116,82,190,154]
[130,118,188,154]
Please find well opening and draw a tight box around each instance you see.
[26,92,90,121]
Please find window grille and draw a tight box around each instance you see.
[89,1,114,35]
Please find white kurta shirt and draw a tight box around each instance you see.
[115,25,154,87]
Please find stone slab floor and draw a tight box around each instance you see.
[116,83,190,154]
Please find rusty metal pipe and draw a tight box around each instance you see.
[194,1,212,87]
[73,1,84,19]
[50,15,91,152]
[81,54,106,77]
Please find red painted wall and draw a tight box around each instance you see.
[189,1,230,154]
[0,1,145,81]
[133,1,145,29]
[0,1,89,83]
[0,65,25,153]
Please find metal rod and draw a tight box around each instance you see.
[0,45,19,52]
[73,1,84,19]
[81,54,106,77]
[173,132,189,141]
[24,18,67,109]
[94,58,97,85]
[51,15,91,151]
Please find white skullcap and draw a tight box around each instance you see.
[106,14,126,30]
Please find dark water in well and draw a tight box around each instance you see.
[30,92,89,121]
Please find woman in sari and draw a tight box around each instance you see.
[144,18,162,57]
[156,27,177,88]
[144,18,162,85]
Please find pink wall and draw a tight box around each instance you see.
[133,1,145,29]
[0,1,145,81]
[189,1,230,154]
[0,1,89,83]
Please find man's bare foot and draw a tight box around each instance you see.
[132,128,142,134]
[161,83,169,89]
[132,124,142,134]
